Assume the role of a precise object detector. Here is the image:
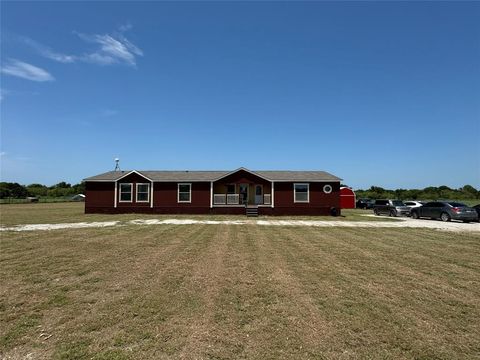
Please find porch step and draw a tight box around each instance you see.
[246,206,258,217]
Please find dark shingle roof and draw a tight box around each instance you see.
[255,171,341,182]
[84,168,342,182]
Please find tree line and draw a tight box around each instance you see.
[1,181,479,201]
[0,182,85,199]
[353,185,480,201]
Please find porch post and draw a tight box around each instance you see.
[210,181,213,208]
[271,181,274,208]
[114,181,117,208]
[150,182,154,208]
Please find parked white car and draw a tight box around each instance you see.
[403,201,424,209]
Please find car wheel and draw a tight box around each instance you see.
[440,212,451,222]
[389,210,397,217]
[374,208,379,215]
[411,211,419,219]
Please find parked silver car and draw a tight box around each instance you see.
[373,199,411,217]
[410,202,478,223]
[403,201,424,210]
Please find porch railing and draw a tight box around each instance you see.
[264,194,271,205]
[214,194,226,205]
[227,194,240,205]
[213,194,241,205]
[214,193,272,206]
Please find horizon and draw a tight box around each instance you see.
[1,1,479,189]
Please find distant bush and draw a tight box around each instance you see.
[0,181,85,199]
[355,185,479,201]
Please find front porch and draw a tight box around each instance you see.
[210,168,274,208]
[212,183,272,207]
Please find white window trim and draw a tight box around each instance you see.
[294,183,310,203]
[323,184,333,194]
[119,183,133,203]
[136,183,150,203]
[178,183,192,203]
[210,182,213,208]
[114,182,118,208]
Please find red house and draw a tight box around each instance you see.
[84,167,342,216]
[340,186,356,209]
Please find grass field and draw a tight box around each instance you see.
[0,198,79,205]
[1,204,479,359]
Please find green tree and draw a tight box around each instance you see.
[71,182,86,194]
[0,182,28,198]
[27,184,48,197]
[460,185,479,199]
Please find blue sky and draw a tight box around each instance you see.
[1,1,479,189]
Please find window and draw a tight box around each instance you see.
[323,184,332,194]
[447,202,466,207]
[227,184,236,194]
[294,183,309,203]
[136,183,150,202]
[178,183,191,203]
[119,183,132,202]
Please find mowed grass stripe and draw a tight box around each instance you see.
[209,225,316,360]
[320,227,480,287]
[251,225,337,359]
[67,224,220,357]
[266,226,480,359]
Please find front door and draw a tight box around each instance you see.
[255,185,263,205]
[239,184,249,205]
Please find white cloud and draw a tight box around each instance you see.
[20,24,143,68]
[77,31,143,67]
[0,59,54,82]
[20,36,75,63]
[118,22,132,32]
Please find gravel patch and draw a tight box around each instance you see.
[1,217,479,233]
[0,221,120,232]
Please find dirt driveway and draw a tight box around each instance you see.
[1,216,479,232]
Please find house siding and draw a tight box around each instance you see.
[215,169,271,186]
[116,173,152,209]
[85,182,114,210]
[271,182,340,215]
[152,182,210,213]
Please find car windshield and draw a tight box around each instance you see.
[448,202,467,207]
[392,200,404,206]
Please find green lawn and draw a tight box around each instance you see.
[1,212,479,359]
